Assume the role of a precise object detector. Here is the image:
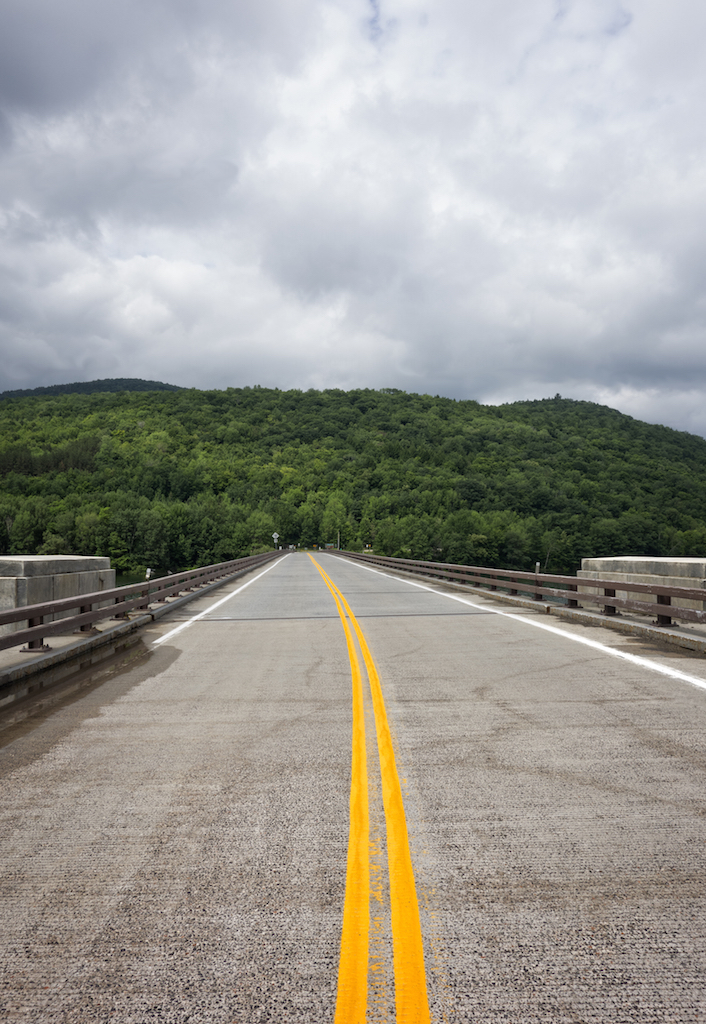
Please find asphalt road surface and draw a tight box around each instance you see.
[1,551,706,1023]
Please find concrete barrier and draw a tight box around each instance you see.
[578,556,706,613]
[0,556,116,635]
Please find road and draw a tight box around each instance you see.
[1,551,706,1023]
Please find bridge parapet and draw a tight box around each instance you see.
[336,550,706,632]
[0,556,116,637]
[0,551,281,653]
[578,557,706,620]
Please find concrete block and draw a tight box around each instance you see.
[0,579,20,636]
[77,571,99,595]
[0,557,116,636]
[0,555,111,578]
[21,576,53,608]
[0,578,18,612]
[578,557,706,613]
[53,573,81,599]
[53,573,81,621]
[581,556,706,579]
[78,569,116,610]
[0,577,54,636]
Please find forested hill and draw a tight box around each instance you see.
[0,378,181,400]
[1,386,705,575]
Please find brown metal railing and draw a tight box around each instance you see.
[334,551,706,628]
[0,551,282,653]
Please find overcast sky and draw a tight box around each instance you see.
[1,1,705,434]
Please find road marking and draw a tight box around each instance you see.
[152,556,286,646]
[310,556,431,1024]
[310,558,369,1024]
[341,559,706,693]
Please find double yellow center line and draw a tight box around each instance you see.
[309,556,430,1024]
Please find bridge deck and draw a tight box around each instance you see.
[1,551,705,1022]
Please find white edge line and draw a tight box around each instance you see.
[153,555,288,646]
[338,557,706,693]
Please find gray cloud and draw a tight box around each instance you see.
[0,0,705,435]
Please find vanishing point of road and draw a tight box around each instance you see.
[1,552,706,1022]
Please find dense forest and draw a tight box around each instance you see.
[0,378,181,400]
[1,384,706,576]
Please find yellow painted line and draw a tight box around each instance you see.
[311,557,431,1024]
[309,556,369,1024]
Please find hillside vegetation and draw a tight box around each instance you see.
[1,386,705,575]
[0,378,181,400]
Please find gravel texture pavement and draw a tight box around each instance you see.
[1,551,705,1022]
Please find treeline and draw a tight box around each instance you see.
[0,378,181,401]
[1,385,706,575]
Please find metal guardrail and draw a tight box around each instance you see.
[335,552,706,628]
[0,551,282,653]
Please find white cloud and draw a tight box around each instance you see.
[0,0,705,435]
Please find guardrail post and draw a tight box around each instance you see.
[534,574,543,600]
[21,615,50,652]
[78,603,93,632]
[603,588,617,615]
[568,584,578,608]
[509,579,518,595]
[139,586,150,610]
[656,594,672,626]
